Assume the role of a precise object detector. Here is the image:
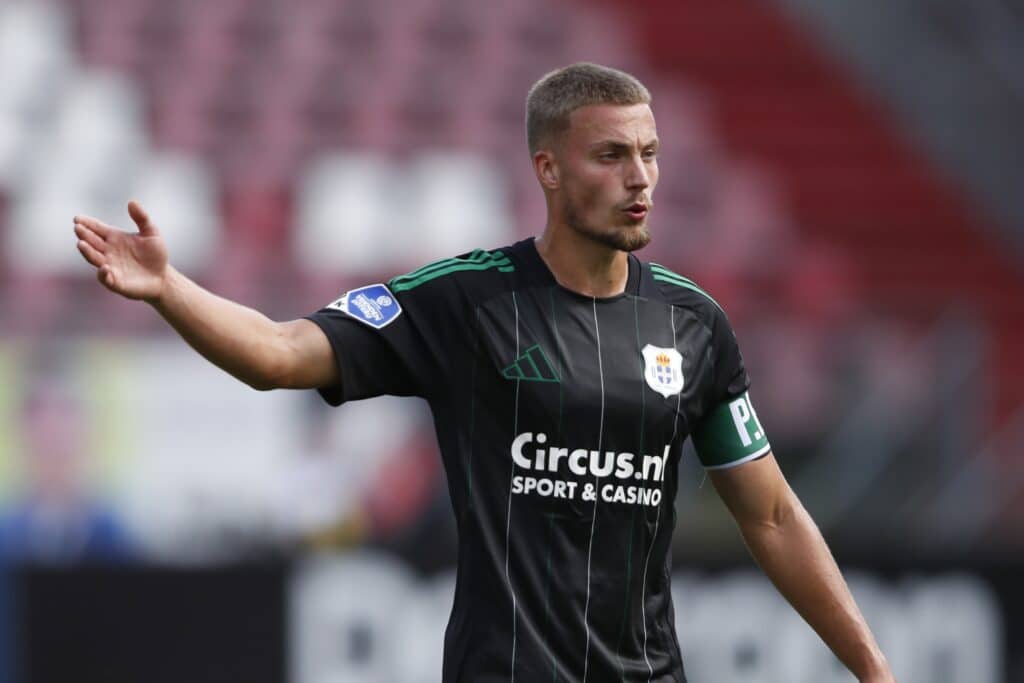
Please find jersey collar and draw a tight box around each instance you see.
[512,237,642,300]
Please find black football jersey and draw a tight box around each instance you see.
[307,238,771,683]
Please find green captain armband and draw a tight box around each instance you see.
[691,391,771,469]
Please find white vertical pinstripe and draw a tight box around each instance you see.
[582,297,605,683]
[641,306,681,682]
[505,291,521,682]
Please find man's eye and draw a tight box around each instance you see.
[643,149,657,159]
[599,153,618,160]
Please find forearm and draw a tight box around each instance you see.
[738,499,890,680]
[149,266,291,390]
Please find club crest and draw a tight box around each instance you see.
[641,344,684,398]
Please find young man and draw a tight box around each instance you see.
[73,63,895,682]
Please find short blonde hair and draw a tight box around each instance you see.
[525,62,651,155]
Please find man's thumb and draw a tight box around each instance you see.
[127,200,156,235]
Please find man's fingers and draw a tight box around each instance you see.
[77,240,107,268]
[74,224,107,253]
[73,215,112,238]
[127,200,156,236]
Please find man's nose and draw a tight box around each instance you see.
[625,155,650,190]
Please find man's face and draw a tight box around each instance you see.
[551,103,659,251]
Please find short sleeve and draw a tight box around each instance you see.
[690,306,771,469]
[305,282,443,406]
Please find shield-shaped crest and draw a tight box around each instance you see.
[641,344,685,398]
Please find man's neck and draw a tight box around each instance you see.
[535,225,630,298]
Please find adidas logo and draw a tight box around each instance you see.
[502,345,559,383]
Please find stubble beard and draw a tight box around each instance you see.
[564,196,652,253]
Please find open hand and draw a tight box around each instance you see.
[73,201,169,302]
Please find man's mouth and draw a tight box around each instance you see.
[624,202,648,220]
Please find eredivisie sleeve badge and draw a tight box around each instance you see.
[641,344,684,398]
[327,283,403,329]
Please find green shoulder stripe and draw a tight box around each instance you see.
[389,250,514,292]
[649,263,723,312]
[391,248,497,284]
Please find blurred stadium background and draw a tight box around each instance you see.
[0,0,1022,680]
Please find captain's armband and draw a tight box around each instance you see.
[692,391,771,469]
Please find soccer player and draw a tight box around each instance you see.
[72,63,895,682]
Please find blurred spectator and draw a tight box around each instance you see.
[284,393,457,571]
[0,371,134,564]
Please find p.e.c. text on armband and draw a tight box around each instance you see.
[691,391,771,470]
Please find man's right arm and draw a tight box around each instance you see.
[151,267,336,391]
[73,201,337,392]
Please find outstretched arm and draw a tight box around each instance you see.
[708,454,895,683]
[73,201,336,391]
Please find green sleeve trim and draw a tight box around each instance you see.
[388,250,514,292]
[392,249,498,282]
[692,391,771,469]
[649,264,723,312]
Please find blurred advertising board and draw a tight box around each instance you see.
[5,553,1019,683]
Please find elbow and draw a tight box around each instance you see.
[747,493,801,536]
[246,328,299,391]
[242,368,279,391]
[770,495,800,529]
[244,360,291,392]
[246,377,278,392]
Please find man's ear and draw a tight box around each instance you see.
[533,150,560,191]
